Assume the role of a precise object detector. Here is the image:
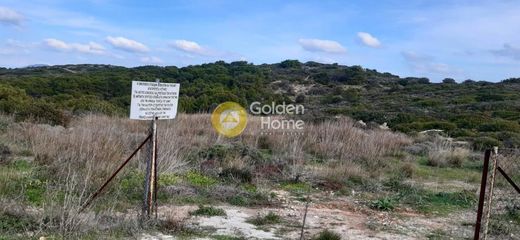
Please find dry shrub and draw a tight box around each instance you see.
[427,136,469,167]
[400,162,417,178]
[242,117,411,180]
[449,147,470,167]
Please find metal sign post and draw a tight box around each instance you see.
[131,79,179,219]
[79,79,179,222]
[142,116,158,218]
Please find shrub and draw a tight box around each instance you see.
[246,211,281,225]
[189,205,226,216]
[257,135,271,150]
[448,148,469,167]
[0,208,38,233]
[186,171,218,187]
[219,167,253,183]
[17,100,71,126]
[400,162,416,178]
[370,197,395,211]
[478,120,520,132]
[295,94,305,103]
[279,59,301,68]
[473,136,501,150]
[321,95,342,104]
[312,229,342,240]
[0,143,11,164]
[427,137,469,167]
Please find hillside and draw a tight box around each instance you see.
[1,60,520,149]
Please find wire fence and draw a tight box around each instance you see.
[477,148,520,240]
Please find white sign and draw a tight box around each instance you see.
[130,81,180,120]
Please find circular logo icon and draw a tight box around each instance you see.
[211,102,248,137]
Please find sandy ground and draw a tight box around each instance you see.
[140,190,476,240]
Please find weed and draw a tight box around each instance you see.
[219,167,253,183]
[386,178,476,214]
[0,209,37,233]
[119,170,144,202]
[370,197,395,211]
[281,182,312,194]
[190,205,226,217]
[186,171,218,187]
[246,211,281,225]
[213,235,247,240]
[159,173,179,186]
[400,162,416,178]
[426,229,451,239]
[312,229,342,240]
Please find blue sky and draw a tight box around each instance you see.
[1,0,520,82]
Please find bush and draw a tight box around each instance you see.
[478,120,520,132]
[190,205,226,216]
[219,167,253,183]
[427,138,469,167]
[279,59,301,68]
[370,197,395,211]
[295,94,305,103]
[0,84,30,114]
[400,162,416,178]
[473,136,501,150]
[449,148,469,167]
[0,143,11,164]
[321,95,342,104]
[246,211,281,225]
[17,100,71,126]
[312,229,342,240]
[186,171,218,187]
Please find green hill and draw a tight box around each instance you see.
[1,60,520,149]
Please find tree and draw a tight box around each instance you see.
[442,78,456,84]
[279,59,301,68]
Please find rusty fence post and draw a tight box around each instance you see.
[142,116,158,219]
[474,149,491,240]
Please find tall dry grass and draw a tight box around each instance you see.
[426,136,470,167]
[12,114,412,182]
[3,113,412,236]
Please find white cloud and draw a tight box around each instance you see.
[170,40,210,55]
[0,6,24,26]
[141,56,163,64]
[298,38,346,53]
[357,32,381,48]
[106,36,149,53]
[402,51,460,75]
[44,38,106,55]
[491,43,520,61]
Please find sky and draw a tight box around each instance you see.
[0,0,520,82]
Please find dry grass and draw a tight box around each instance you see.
[2,113,412,237]
[10,113,412,183]
[427,136,470,167]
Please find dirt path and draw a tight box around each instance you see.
[141,190,476,239]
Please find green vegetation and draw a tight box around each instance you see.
[186,171,218,187]
[1,61,520,148]
[311,229,342,240]
[384,177,476,215]
[190,205,227,217]
[370,197,395,211]
[246,211,282,226]
[212,235,247,240]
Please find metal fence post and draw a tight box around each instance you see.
[474,149,491,240]
[142,117,157,219]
